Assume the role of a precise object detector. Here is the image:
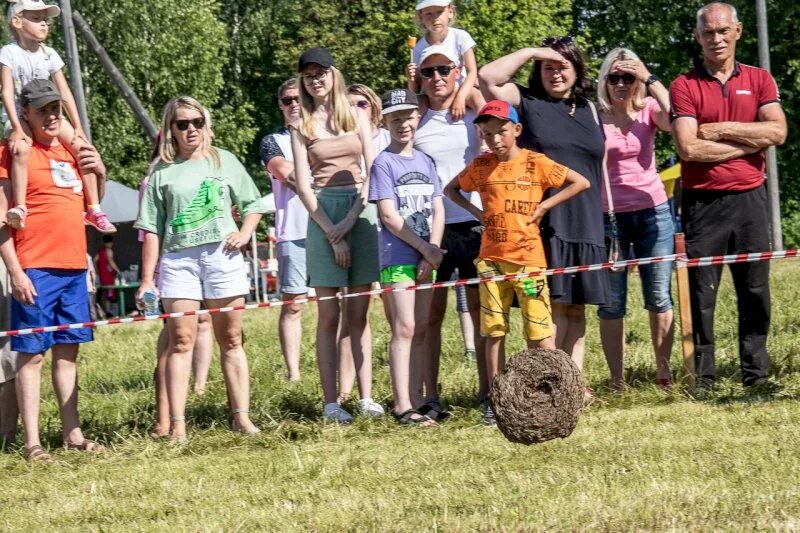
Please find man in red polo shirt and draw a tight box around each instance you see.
[671,2,787,389]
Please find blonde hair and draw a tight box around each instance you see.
[297,66,357,139]
[158,96,220,168]
[347,84,382,129]
[597,48,647,113]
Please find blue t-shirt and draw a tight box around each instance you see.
[368,148,442,269]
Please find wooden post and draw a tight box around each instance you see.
[59,0,91,140]
[72,11,159,142]
[674,233,695,385]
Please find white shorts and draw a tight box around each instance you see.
[158,242,249,301]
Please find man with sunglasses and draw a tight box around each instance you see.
[671,2,787,391]
[413,44,487,420]
[259,77,310,382]
[0,79,107,460]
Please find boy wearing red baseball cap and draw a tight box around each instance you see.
[444,100,590,425]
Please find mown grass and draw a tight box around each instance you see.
[2,262,800,531]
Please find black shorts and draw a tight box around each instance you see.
[438,221,482,282]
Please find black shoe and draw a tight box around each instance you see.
[744,379,783,395]
[691,378,716,399]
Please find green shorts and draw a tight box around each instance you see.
[379,264,437,284]
[306,187,379,288]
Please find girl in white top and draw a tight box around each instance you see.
[407,0,484,120]
[0,1,115,233]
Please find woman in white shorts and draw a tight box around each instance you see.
[135,96,265,441]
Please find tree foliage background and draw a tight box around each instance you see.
[41,0,798,243]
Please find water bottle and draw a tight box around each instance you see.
[142,288,159,316]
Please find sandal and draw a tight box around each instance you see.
[393,409,436,427]
[149,424,170,440]
[24,444,53,463]
[64,439,106,453]
[229,408,260,435]
[418,400,451,422]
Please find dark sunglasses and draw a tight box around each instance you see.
[542,35,574,47]
[173,117,206,131]
[351,100,369,110]
[420,65,456,79]
[607,73,637,85]
[280,96,299,106]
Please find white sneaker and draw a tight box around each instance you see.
[322,403,353,424]
[357,398,385,418]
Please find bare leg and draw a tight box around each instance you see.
[51,343,84,445]
[423,287,448,403]
[207,296,258,433]
[0,379,19,443]
[153,326,170,436]
[599,317,625,387]
[315,288,341,405]
[15,353,43,450]
[386,287,415,415]
[192,313,213,394]
[59,122,101,208]
[337,299,355,401]
[410,288,433,409]
[347,286,373,401]
[458,311,476,353]
[163,299,200,440]
[650,309,675,382]
[466,287,489,401]
[485,336,505,384]
[553,303,587,370]
[278,292,305,382]
[8,140,30,229]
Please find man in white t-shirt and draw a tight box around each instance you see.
[413,44,488,420]
[259,78,309,382]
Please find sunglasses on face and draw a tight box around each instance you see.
[173,117,205,131]
[542,35,574,47]
[351,100,369,110]
[607,73,637,85]
[420,65,456,79]
[280,96,299,106]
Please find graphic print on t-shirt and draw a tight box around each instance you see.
[396,171,435,237]
[50,159,82,193]
[169,177,227,235]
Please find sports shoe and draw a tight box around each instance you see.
[322,403,353,424]
[357,398,385,418]
[85,210,117,233]
[6,205,27,229]
[482,404,496,426]
[464,349,477,361]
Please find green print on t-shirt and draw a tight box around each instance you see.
[169,178,226,234]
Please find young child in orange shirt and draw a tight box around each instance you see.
[444,100,589,425]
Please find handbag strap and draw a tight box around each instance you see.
[588,101,618,234]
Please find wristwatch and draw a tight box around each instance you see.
[645,74,660,87]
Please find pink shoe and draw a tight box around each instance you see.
[85,210,117,233]
[7,205,27,229]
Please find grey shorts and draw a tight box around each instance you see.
[0,260,17,383]
[277,239,308,295]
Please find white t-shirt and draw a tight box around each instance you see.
[259,129,309,243]
[414,107,481,224]
[373,127,391,154]
[412,28,476,85]
[0,42,65,119]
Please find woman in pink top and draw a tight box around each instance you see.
[597,48,675,389]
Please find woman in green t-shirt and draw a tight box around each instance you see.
[135,96,264,441]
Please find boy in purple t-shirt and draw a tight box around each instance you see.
[369,89,445,426]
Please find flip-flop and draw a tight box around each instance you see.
[24,445,53,463]
[64,439,105,453]
[392,409,436,427]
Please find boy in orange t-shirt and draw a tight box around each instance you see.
[444,100,589,423]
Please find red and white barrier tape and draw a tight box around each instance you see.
[1,248,797,338]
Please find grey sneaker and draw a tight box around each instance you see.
[357,398,385,418]
[322,403,353,424]
[482,404,496,426]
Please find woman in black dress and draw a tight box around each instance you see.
[478,37,608,383]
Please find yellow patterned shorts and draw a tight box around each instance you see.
[474,258,553,341]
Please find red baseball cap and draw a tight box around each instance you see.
[474,100,520,125]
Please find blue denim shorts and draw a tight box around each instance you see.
[277,239,308,295]
[597,202,674,320]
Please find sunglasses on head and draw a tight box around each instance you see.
[607,73,637,85]
[173,117,206,131]
[420,65,456,79]
[280,96,299,106]
[542,35,574,47]
[351,100,370,110]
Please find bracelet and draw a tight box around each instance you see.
[645,74,660,87]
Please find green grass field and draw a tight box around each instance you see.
[2,262,800,531]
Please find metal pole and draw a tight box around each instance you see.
[58,0,91,140]
[72,11,159,142]
[756,0,783,250]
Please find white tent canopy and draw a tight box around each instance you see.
[100,181,141,223]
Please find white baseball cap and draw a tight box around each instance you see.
[415,0,451,10]
[7,0,61,22]
[419,44,460,67]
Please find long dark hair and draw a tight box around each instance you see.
[527,37,591,101]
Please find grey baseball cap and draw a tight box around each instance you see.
[20,79,61,109]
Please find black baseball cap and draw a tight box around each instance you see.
[380,89,419,115]
[20,79,61,109]
[297,47,335,72]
